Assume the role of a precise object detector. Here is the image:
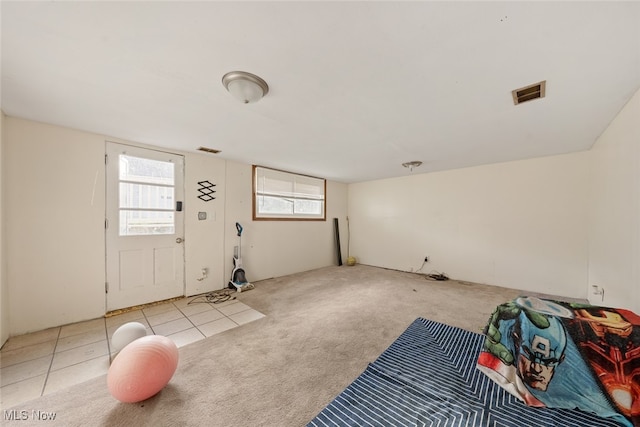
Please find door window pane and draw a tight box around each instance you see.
[120,210,175,236]
[118,154,176,236]
[119,183,174,209]
[119,155,174,185]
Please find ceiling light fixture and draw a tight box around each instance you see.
[402,161,423,172]
[222,71,269,104]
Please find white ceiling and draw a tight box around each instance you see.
[2,2,639,183]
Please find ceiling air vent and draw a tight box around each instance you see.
[512,80,546,105]
[197,147,221,154]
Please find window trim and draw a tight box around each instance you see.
[252,165,326,221]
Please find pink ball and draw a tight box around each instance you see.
[107,335,179,403]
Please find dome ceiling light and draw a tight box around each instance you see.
[222,71,269,104]
[402,161,423,172]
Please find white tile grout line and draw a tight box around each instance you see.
[39,327,62,398]
[3,298,264,406]
[104,317,114,364]
[173,301,202,332]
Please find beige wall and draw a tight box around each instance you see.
[1,112,8,346]
[4,117,348,335]
[349,152,590,299]
[5,118,107,335]
[183,151,227,295]
[588,88,640,312]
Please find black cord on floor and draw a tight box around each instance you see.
[425,271,449,281]
[188,289,236,305]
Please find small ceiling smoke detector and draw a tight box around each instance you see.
[402,161,423,172]
[512,80,546,105]
[197,147,221,154]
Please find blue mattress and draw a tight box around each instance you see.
[308,318,625,427]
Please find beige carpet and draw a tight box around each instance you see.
[4,265,527,427]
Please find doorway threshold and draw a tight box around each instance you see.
[105,296,185,318]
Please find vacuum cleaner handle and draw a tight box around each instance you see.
[236,222,243,237]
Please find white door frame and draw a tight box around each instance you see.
[105,142,185,312]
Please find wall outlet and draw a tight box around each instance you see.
[591,285,605,301]
[197,267,209,282]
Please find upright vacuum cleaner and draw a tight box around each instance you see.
[228,222,254,292]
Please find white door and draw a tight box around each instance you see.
[106,142,185,311]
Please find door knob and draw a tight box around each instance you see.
[176,237,184,243]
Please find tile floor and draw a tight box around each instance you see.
[0,293,265,409]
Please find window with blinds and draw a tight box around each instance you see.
[253,166,326,220]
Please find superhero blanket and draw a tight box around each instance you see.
[477,297,640,427]
[310,318,623,427]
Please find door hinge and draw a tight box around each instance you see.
[105,282,109,293]
[105,218,108,229]
[105,154,108,165]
